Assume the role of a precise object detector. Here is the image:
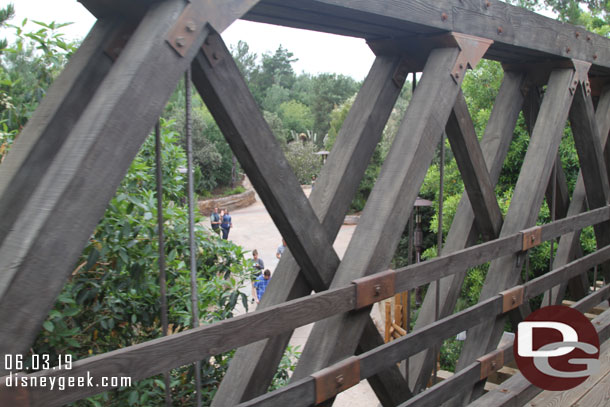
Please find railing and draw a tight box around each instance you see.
[2,205,610,406]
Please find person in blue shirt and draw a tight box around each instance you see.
[221,208,232,240]
[253,269,271,304]
[210,207,221,235]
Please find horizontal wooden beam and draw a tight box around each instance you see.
[0,205,608,404]
[245,0,610,73]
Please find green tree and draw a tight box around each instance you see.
[249,45,297,105]
[278,99,314,139]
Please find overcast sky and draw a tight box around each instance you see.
[1,0,376,80]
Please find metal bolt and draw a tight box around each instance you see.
[175,37,186,47]
[213,52,219,60]
[454,72,460,79]
[575,31,580,38]
[459,63,464,70]
[511,296,517,304]
[374,285,381,296]
[566,47,571,53]
[587,35,592,41]
[491,361,496,369]
[531,235,535,242]
[593,54,598,60]
[336,375,344,387]
[574,80,578,85]
[486,1,491,7]
[497,26,503,34]
[441,12,448,21]
[185,21,196,32]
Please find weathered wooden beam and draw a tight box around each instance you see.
[290,37,490,382]
[357,318,414,406]
[191,31,339,292]
[408,69,528,393]
[212,54,408,405]
[545,84,610,304]
[451,66,579,405]
[0,19,126,249]
[0,0,257,368]
[446,90,503,241]
[569,75,610,280]
[1,204,607,404]
[78,0,161,19]
[247,0,610,72]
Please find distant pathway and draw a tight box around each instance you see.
[209,186,380,406]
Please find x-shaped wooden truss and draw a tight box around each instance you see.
[0,0,609,406]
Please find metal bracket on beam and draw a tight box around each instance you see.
[166,3,204,57]
[521,226,541,251]
[477,349,504,380]
[352,270,396,309]
[450,33,494,83]
[569,59,592,96]
[368,32,492,79]
[312,356,360,405]
[500,285,524,313]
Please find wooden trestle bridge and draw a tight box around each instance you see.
[1,0,610,405]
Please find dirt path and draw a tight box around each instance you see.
[210,187,380,406]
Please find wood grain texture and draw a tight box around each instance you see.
[446,90,503,241]
[452,67,578,405]
[0,19,117,255]
[0,285,354,406]
[408,70,528,392]
[291,45,466,381]
[545,86,610,304]
[212,55,407,405]
[191,33,339,292]
[246,0,610,71]
[0,0,257,373]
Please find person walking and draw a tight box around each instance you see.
[210,207,221,236]
[221,209,232,240]
[253,269,271,304]
[276,239,287,259]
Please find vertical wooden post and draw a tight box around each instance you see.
[385,301,392,343]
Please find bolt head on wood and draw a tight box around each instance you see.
[185,21,196,32]
[497,26,503,34]
[336,375,344,386]
[441,12,448,21]
[175,37,186,47]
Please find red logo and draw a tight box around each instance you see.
[514,305,600,390]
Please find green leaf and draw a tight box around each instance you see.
[43,320,54,332]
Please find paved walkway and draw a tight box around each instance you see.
[211,187,380,406]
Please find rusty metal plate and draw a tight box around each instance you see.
[352,270,396,309]
[166,3,204,57]
[0,385,29,406]
[500,285,524,313]
[450,32,493,83]
[477,349,504,380]
[521,226,542,251]
[312,356,360,405]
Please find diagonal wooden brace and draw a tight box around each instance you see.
[197,32,413,406]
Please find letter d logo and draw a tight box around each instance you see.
[514,305,600,391]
